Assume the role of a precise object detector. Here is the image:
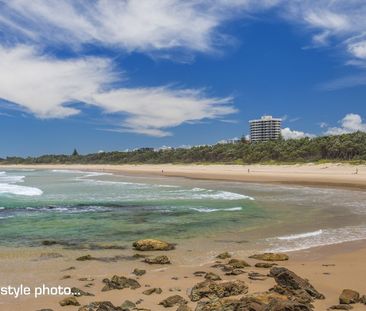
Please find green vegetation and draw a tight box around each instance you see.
[1,132,366,165]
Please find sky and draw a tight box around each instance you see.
[0,0,366,157]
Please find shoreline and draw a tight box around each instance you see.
[2,162,366,190]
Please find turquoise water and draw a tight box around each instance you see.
[0,169,366,251]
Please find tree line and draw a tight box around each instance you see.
[1,131,366,165]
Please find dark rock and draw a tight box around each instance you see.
[133,239,175,251]
[144,255,171,264]
[76,254,95,261]
[270,267,324,301]
[133,268,146,276]
[328,304,353,310]
[204,272,221,281]
[142,287,162,295]
[339,289,359,304]
[248,271,267,281]
[360,295,366,304]
[176,305,192,311]
[159,295,188,307]
[71,287,94,297]
[121,300,135,310]
[190,280,248,302]
[265,299,313,311]
[224,268,245,275]
[78,301,122,311]
[250,253,289,261]
[78,277,94,281]
[61,275,71,280]
[227,258,251,268]
[193,271,207,277]
[63,266,75,271]
[216,252,231,259]
[36,309,54,311]
[41,240,58,246]
[102,275,141,291]
[59,297,80,307]
[255,262,278,268]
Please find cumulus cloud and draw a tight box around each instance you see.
[281,127,315,140]
[325,113,366,135]
[0,45,235,136]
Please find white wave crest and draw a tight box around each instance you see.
[0,183,43,196]
[277,230,323,240]
[193,191,254,201]
[190,207,242,213]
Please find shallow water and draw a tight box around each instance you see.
[0,169,365,253]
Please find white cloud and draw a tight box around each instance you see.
[0,45,236,136]
[281,127,315,140]
[325,113,366,135]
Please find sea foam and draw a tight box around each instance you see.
[0,183,43,196]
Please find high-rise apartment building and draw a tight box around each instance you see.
[249,115,282,142]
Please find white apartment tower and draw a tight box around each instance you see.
[249,115,282,142]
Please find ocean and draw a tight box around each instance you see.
[0,168,366,254]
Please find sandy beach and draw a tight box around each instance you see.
[2,163,366,190]
[0,239,365,310]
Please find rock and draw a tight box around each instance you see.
[63,266,75,271]
[78,277,94,281]
[61,275,71,280]
[144,255,171,264]
[193,271,207,277]
[132,239,175,251]
[255,262,278,268]
[248,271,267,281]
[169,287,181,292]
[71,287,94,297]
[36,309,54,311]
[133,268,146,276]
[360,295,366,304]
[328,305,353,310]
[249,253,289,261]
[176,305,192,311]
[172,276,179,280]
[339,289,360,304]
[159,295,188,307]
[227,258,251,268]
[190,280,248,302]
[59,297,80,307]
[142,288,162,295]
[78,301,122,311]
[76,254,95,261]
[195,297,264,311]
[42,240,58,246]
[224,268,245,275]
[121,300,136,310]
[204,272,221,281]
[265,299,313,311]
[102,275,141,291]
[216,252,231,259]
[270,267,324,302]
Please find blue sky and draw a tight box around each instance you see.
[0,0,366,157]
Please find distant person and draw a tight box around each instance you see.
[355,168,358,175]
[162,169,164,174]
[248,168,250,173]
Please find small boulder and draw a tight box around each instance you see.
[227,258,251,268]
[121,300,135,310]
[142,287,162,295]
[76,254,95,261]
[204,272,221,281]
[176,305,192,311]
[255,262,278,268]
[132,268,146,276]
[132,239,175,251]
[71,287,94,297]
[144,255,171,265]
[216,252,231,259]
[339,289,360,304]
[159,295,187,308]
[102,275,141,291]
[249,253,289,261]
[248,271,267,281]
[78,301,122,311]
[328,305,353,310]
[59,297,80,307]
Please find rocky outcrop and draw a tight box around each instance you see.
[132,239,175,251]
[59,297,80,307]
[144,255,171,264]
[71,287,94,297]
[76,254,95,261]
[190,280,248,302]
[159,295,188,307]
[249,253,289,261]
[269,267,324,303]
[204,272,221,281]
[101,275,141,291]
[78,301,122,311]
[121,300,135,310]
[339,289,360,304]
[255,262,278,268]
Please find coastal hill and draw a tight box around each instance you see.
[2,131,366,165]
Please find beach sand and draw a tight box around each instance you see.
[0,240,365,310]
[0,163,365,310]
[2,162,366,190]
